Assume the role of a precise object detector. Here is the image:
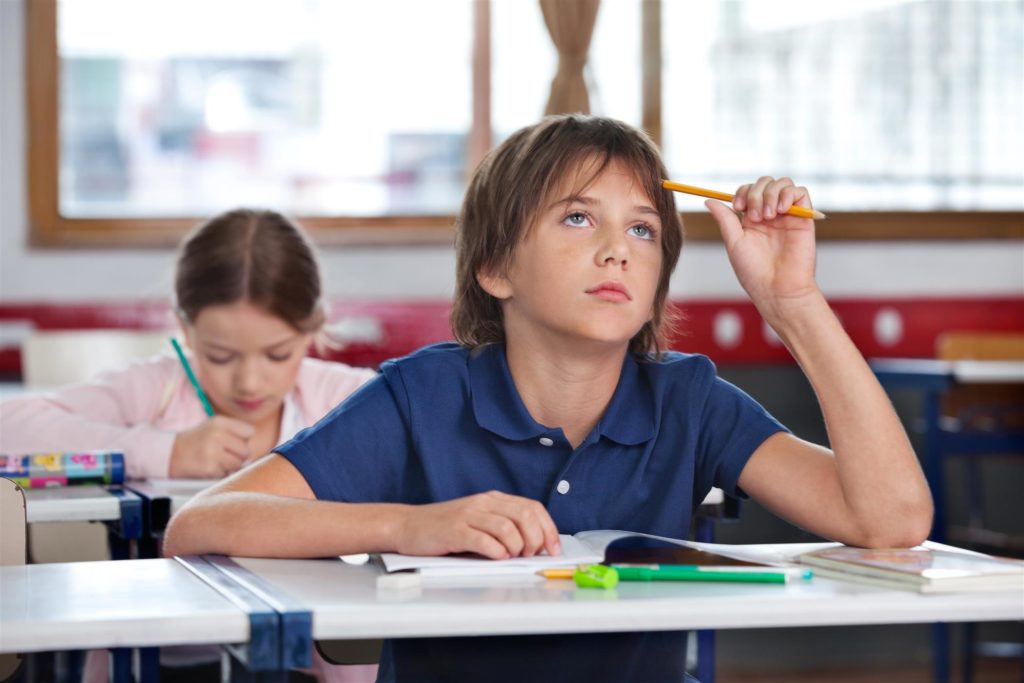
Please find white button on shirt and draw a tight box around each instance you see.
[556,480,570,494]
[539,437,554,446]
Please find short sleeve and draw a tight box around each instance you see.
[695,375,789,499]
[276,367,413,503]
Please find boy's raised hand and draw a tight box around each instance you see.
[704,176,819,325]
[170,416,255,478]
[393,490,562,561]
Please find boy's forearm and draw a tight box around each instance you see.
[163,492,409,558]
[767,291,933,545]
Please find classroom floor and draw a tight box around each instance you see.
[718,659,1023,682]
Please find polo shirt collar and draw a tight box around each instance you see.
[468,344,656,446]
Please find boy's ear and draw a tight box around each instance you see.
[476,267,513,301]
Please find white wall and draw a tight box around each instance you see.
[1,0,1021,304]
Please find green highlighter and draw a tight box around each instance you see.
[170,337,216,417]
[611,565,809,584]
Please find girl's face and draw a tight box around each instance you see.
[481,158,663,353]
[183,301,312,425]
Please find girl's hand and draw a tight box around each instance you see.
[393,490,562,560]
[169,416,255,478]
[704,176,819,322]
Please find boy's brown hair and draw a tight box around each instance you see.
[451,114,683,355]
[174,209,326,334]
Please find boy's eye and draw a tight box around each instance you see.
[562,211,591,228]
[629,223,657,241]
[268,352,293,362]
[205,354,234,365]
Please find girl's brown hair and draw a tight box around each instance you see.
[174,209,325,334]
[451,114,683,356]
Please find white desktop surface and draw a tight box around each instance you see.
[232,549,1024,641]
[23,485,122,523]
[0,559,249,653]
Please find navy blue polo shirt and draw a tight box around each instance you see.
[279,342,786,683]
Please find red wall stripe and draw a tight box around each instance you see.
[0,297,1021,376]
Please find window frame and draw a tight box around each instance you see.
[25,0,1024,248]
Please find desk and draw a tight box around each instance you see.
[230,543,1022,642]
[0,556,298,682]
[2,544,1020,682]
[22,485,142,559]
[20,479,211,559]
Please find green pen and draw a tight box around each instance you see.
[610,565,812,584]
[170,337,215,417]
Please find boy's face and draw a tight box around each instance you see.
[183,301,311,426]
[481,158,663,352]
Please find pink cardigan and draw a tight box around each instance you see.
[0,354,376,479]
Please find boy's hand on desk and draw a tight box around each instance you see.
[393,491,561,561]
[169,416,254,478]
[705,176,819,326]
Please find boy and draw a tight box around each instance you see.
[166,115,932,682]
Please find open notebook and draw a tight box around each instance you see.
[377,530,786,577]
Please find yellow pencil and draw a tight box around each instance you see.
[662,180,827,220]
[536,568,576,579]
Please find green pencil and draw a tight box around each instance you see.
[610,565,811,584]
[170,337,215,417]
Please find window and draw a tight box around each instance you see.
[27,0,1024,246]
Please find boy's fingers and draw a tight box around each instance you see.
[763,178,791,219]
[792,185,812,208]
[777,186,797,213]
[732,184,752,211]
[512,509,547,557]
[536,506,562,557]
[746,176,774,222]
[461,529,513,561]
[705,200,743,248]
[469,514,524,558]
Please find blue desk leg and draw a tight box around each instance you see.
[139,647,160,683]
[695,516,716,683]
[110,648,132,683]
[932,623,950,683]
[923,391,953,683]
[961,622,975,683]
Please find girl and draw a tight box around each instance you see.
[0,208,377,683]
[164,117,933,683]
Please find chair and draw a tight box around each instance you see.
[0,477,27,681]
[19,329,173,564]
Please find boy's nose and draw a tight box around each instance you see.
[597,233,630,267]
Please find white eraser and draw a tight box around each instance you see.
[376,572,421,590]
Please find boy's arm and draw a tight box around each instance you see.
[706,177,933,548]
[162,453,561,559]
